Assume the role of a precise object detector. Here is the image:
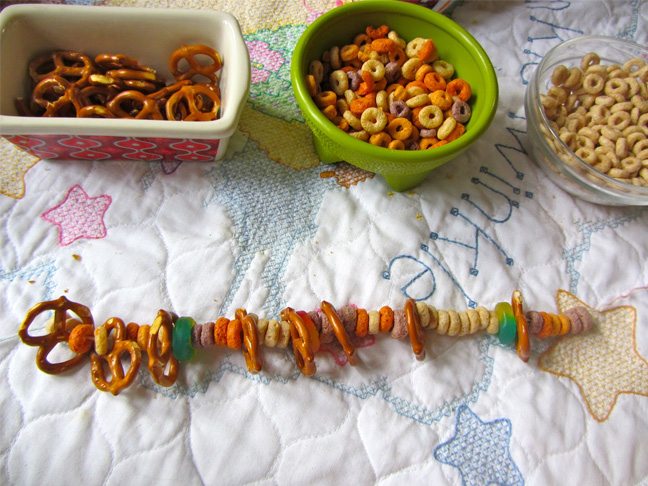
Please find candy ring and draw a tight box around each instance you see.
[169,44,222,84]
[320,301,358,366]
[90,340,142,396]
[236,309,263,374]
[165,84,221,121]
[106,90,163,119]
[512,290,530,363]
[281,307,317,376]
[147,310,180,387]
[404,299,426,361]
[28,50,95,85]
[19,296,94,374]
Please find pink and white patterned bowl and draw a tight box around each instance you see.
[0,4,250,163]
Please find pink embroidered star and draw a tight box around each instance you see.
[42,185,112,246]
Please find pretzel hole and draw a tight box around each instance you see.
[49,340,79,363]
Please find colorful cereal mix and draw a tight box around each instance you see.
[307,25,473,150]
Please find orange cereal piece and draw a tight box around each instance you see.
[419,137,440,149]
[379,306,394,332]
[389,47,407,66]
[411,106,424,129]
[388,139,405,150]
[357,70,375,95]
[68,324,94,354]
[341,44,360,62]
[424,72,446,92]
[446,78,472,101]
[429,89,453,110]
[340,65,356,73]
[536,312,554,338]
[371,38,396,53]
[444,122,466,143]
[415,64,434,82]
[387,117,413,140]
[314,90,337,109]
[370,132,392,147]
[366,25,389,39]
[321,104,338,120]
[374,78,387,92]
[227,318,242,350]
[214,317,229,346]
[349,93,376,115]
[354,33,371,47]
[432,140,448,148]
[126,322,139,342]
[355,308,369,337]
[406,80,428,94]
[387,84,407,101]
[357,44,374,62]
[417,39,438,62]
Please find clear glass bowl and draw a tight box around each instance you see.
[524,36,648,206]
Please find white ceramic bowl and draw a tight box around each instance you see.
[524,36,648,206]
[0,4,250,162]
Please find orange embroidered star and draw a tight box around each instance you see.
[539,290,648,422]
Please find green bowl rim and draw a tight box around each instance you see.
[290,0,499,162]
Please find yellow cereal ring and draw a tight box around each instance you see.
[415,302,431,328]
[432,60,454,79]
[278,320,291,348]
[368,310,380,334]
[361,107,388,133]
[305,74,318,97]
[256,318,269,343]
[436,310,449,334]
[406,93,430,108]
[418,104,444,129]
[264,319,280,347]
[329,70,349,96]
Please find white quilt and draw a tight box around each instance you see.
[1,0,648,484]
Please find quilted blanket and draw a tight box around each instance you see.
[1,0,648,485]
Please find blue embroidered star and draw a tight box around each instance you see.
[434,405,524,486]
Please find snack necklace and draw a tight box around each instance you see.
[18,289,593,396]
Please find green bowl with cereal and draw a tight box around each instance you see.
[525,35,648,206]
[291,0,498,192]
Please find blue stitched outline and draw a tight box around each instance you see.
[1,260,57,302]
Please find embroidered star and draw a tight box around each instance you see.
[42,185,112,246]
[539,290,648,422]
[434,405,524,486]
[0,138,40,199]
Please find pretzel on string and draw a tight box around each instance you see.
[17,290,595,394]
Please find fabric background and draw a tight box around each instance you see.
[1,1,648,484]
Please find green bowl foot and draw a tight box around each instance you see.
[313,135,342,164]
[382,171,431,192]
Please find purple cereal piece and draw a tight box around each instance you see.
[419,128,437,138]
[406,141,420,151]
[201,321,215,347]
[340,305,357,335]
[308,310,322,333]
[525,311,544,335]
[390,100,410,119]
[385,61,401,84]
[451,100,471,123]
[563,308,583,334]
[318,311,335,345]
[347,71,361,91]
[391,310,408,339]
[192,323,203,349]
[574,306,594,332]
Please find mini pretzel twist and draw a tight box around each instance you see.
[91,339,142,396]
[169,44,223,84]
[147,310,180,387]
[165,84,221,121]
[28,50,96,85]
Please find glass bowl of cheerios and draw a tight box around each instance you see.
[525,35,648,206]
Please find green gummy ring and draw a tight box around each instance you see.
[172,316,196,362]
[495,302,517,345]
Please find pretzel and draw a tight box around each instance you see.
[281,307,317,376]
[106,90,164,119]
[236,309,263,374]
[165,84,221,121]
[169,44,222,84]
[30,75,80,117]
[147,310,179,387]
[95,53,156,73]
[320,301,358,366]
[90,339,142,395]
[404,299,426,361]
[28,50,95,85]
[19,296,94,374]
